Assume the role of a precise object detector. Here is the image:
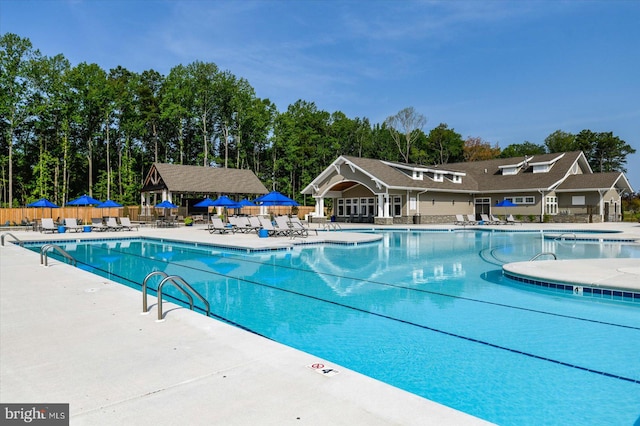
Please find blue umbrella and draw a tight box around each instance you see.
[495,199,518,217]
[194,197,217,208]
[96,199,123,208]
[238,198,256,207]
[254,191,299,206]
[210,195,241,208]
[27,198,59,208]
[67,194,102,206]
[27,198,59,222]
[155,200,178,209]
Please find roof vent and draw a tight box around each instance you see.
[484,168,487,174]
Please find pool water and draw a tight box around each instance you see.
[29,231,640,425]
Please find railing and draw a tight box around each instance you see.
[555,233,577,241]
[321,222,342,231]
[529,252,557,261]
[40,244,77,267]
[1,232,24,246]
[142,271,211,321]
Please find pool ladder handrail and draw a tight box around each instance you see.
[529,252,557,261]
[321,222,342,231]
[1,232,24,246]
[555,233,577,241]
[142,271,211,321]
[40,244,77,267]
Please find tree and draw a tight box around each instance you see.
[0,33,41,206]
[421,123,464,165]
[544,130,576,153]
[463,136,501,161]
[500,141,546,158]
[186,61,219,167]
[384,107,427,163]
[584,130,635,173]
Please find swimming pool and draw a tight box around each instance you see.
[27,231,640,425]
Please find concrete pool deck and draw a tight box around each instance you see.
[2,222,639,425]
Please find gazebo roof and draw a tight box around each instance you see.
[142,163,268,195]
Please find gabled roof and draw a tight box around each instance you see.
[142,163,268,195]
[302,151,632,196]
[556,172,633,193]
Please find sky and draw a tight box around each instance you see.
[2,0,639,190]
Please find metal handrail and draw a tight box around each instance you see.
[1,232,24,246]
[529,252,557,261]
[556,233,577,241]
[321,222,342,231]
[156,275,210,321]
[142,271,211,321]
[40,244,77,267]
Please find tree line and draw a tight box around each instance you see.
[1,33,635,208]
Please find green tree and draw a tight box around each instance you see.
[545,130,576,153]
[500,141,546,158]
[422,123,464,165]
[0,33,41,206]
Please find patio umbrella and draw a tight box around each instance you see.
[209,196,241,222]
[254,191,299,206]
[238,198,256,207]
[96,199,123,208]
[67,194,102,222]
[155,200,178,209]
[194,197,218,221]
[96,199,123,223]
[495,199,517,217]
[27,198,59,222]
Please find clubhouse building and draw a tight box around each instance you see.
[302,151,633,224]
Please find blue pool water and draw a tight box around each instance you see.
[27,231,640,425]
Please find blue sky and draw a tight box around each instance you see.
[2,0,639,190]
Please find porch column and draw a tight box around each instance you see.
[314,197,324,217]
[377,194,384,217]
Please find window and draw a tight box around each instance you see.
[337,199,344,216]
[452,175,462,183]
[434,173,443,182]
[412,170,423,180]
[572,196,585,206]
[393,196,402,216]
[546,196,558,215]
[505,196,535,205]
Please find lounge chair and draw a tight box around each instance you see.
[258,216,289,236]
[229,216,257,233]
[289,216,317,236]
[466,214,478,225]
[506,215,522,225]
[490,214,506,225]
[119,217,138,231]
[64,218,84,232]
[41,218,58,233]
[91,218,108,232]
[275,216,298,238]
[208,217,232,234]
[480,214,498,225]
[454,214,468,225]
[248,216,264,232]
[106,217,123,231]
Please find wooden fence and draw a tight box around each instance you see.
[0,205,315,226]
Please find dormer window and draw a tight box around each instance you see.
[502,167,519,176]
[533,164,550,173]
[452,175,462,184]
[412,170,423,180]
[434,173,443,182]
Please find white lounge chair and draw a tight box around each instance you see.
[119,217,138,231]
[91,218,108,232]
[480,214,498,225]
[466,214,478,225]
[289,216,317,236]
[258,216,289,236]
[454,214,468,225]
[491,214,506,225]
[209,217,232,234]
[41,218,58,233]
[64,218,84,232]
[506,215,522,225]
[106,217,123,231]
